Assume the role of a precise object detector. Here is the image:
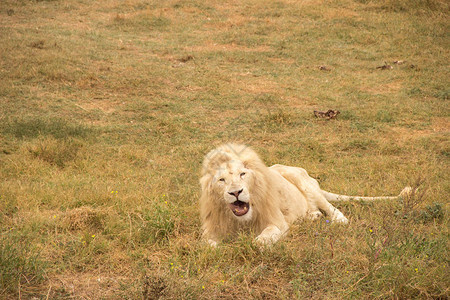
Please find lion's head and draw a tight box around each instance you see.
[199,144,275,242]
[208,158,253,219]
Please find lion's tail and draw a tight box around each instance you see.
[322,186,413,202]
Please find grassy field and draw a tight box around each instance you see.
[0,0,449,298]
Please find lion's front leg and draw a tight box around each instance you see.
[255,225,287,245]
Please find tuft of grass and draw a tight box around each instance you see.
[27,137,84,168]
[61,206,106,231]
[136,198,177,245]
[259,110,294,129]
[376,109,395,123]
[0,235,46,295]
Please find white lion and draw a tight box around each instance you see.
[199,143,411,246]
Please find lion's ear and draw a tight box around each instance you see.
[200,174,212,191]
[243,159,254,170]
[242,159,258,172]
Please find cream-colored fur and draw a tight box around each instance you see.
[199,144,411,246]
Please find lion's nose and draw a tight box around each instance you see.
[228,189,243,199]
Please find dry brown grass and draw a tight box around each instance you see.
[0,0,448,298]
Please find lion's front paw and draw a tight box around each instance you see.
[255,225,284,246]
[254,235,274,246]
[207,239,218,247]
[333,216,349,224]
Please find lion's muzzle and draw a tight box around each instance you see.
[228,189,243,198]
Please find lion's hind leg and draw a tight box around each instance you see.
[305,190,349,224]
[306,190,348,223]
[318,201,348,223]
[272,165,348,224]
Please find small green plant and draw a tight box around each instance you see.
[138,198,176,245]
[419,202,444,222]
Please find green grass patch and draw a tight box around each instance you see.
[1,117,93,140]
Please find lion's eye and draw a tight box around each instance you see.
[240,172,246,177]
[219,178,225,182]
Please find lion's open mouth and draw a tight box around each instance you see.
[229,200,250,216]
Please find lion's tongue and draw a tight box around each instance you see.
[229,200,249,216]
